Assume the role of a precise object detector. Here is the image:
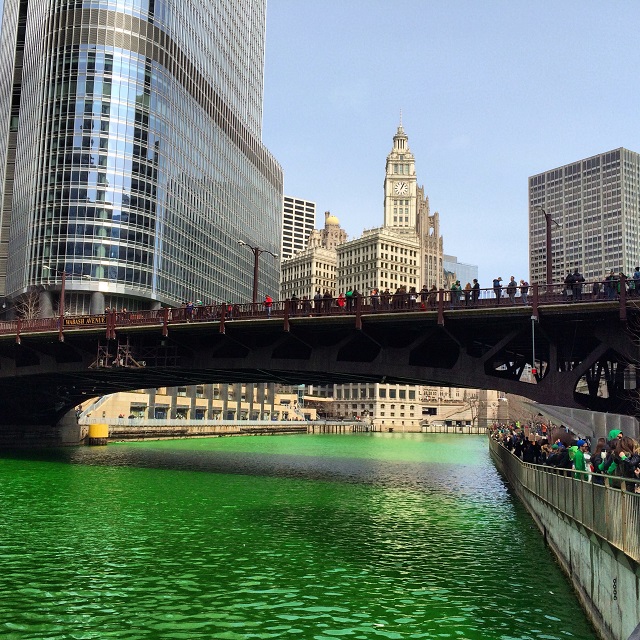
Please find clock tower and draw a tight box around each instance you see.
[384,120,417,230]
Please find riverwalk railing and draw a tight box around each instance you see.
[0,279,634,342]
[489,438,640,564]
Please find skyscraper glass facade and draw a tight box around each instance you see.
[0,0,282,313]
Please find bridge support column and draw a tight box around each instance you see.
[57,408,89,446]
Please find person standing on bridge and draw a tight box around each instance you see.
[323,289,333,313]
[345,287,354,312]
[492,277,502,303]
[463,282,472,306]
[351,288,361,312]
[371,288,380,311]
[520,279,529,304]
[264,294,273,317]
[290,293,298,316]
[428,285,438,309]
[381,288,391,310]
[409,286,417,309]
[450,281,461,309]
[604,270,617,300]
[572,268,585,301]
[506,276,517,304]
[617,271,628,298]
[564,271,575,302]
[472,279,480,305]
[633,267,640,297]
[420,284,429,309]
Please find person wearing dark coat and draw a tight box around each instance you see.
[545,444,562,467]
[564,271,575,302]
[471,279,480,305]
[522,440,536,463]
[572,268,585,301]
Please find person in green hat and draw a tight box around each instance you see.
[545,443,561,467]
[597,430,624,475]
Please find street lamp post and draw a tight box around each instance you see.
[238,241,278,304]
[43,265,90,341]
[534,206,561,286]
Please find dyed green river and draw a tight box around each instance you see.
[0,433,596,639]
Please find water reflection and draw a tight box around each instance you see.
[0,435,597,639]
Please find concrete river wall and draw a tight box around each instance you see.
[489,438,640,640]
[81,419,367,442]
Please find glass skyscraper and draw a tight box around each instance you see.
[0,0,282,314]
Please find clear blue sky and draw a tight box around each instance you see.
[262,0,640,286]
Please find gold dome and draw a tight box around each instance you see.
[325,215,339,226]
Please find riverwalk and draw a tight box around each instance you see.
[490,436,640,640]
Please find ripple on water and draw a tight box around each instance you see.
[0,435,597,639]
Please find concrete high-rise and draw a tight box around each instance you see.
[529,148,640,284]
[281,196,316,260]
[0,0,282,315]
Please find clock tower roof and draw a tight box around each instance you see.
[389,118,413,158]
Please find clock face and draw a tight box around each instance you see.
[394,181,408,196]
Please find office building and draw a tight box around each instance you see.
[336,226,421,294]
[280,211,346,300]
[383,121,444,288]
[80,383,316,422]
[529,148,640,284]
[0,0,282,315]
[335,122,443,296]
[331,384,504,430]
[281,196,316,260]
[279,121,495,430]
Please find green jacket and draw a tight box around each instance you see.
[568,446,587,479]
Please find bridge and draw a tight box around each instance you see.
[0,282,638,442]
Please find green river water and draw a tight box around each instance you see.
[0,433,597,640]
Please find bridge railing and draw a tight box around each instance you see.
[489,437,640,564]
[0,278,631,339]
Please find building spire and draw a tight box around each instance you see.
[398,109,404,134]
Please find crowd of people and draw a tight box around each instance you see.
[285,285,441,316]
[173,267,640,322]
[491,424,640,492]
[283,270,620,315]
